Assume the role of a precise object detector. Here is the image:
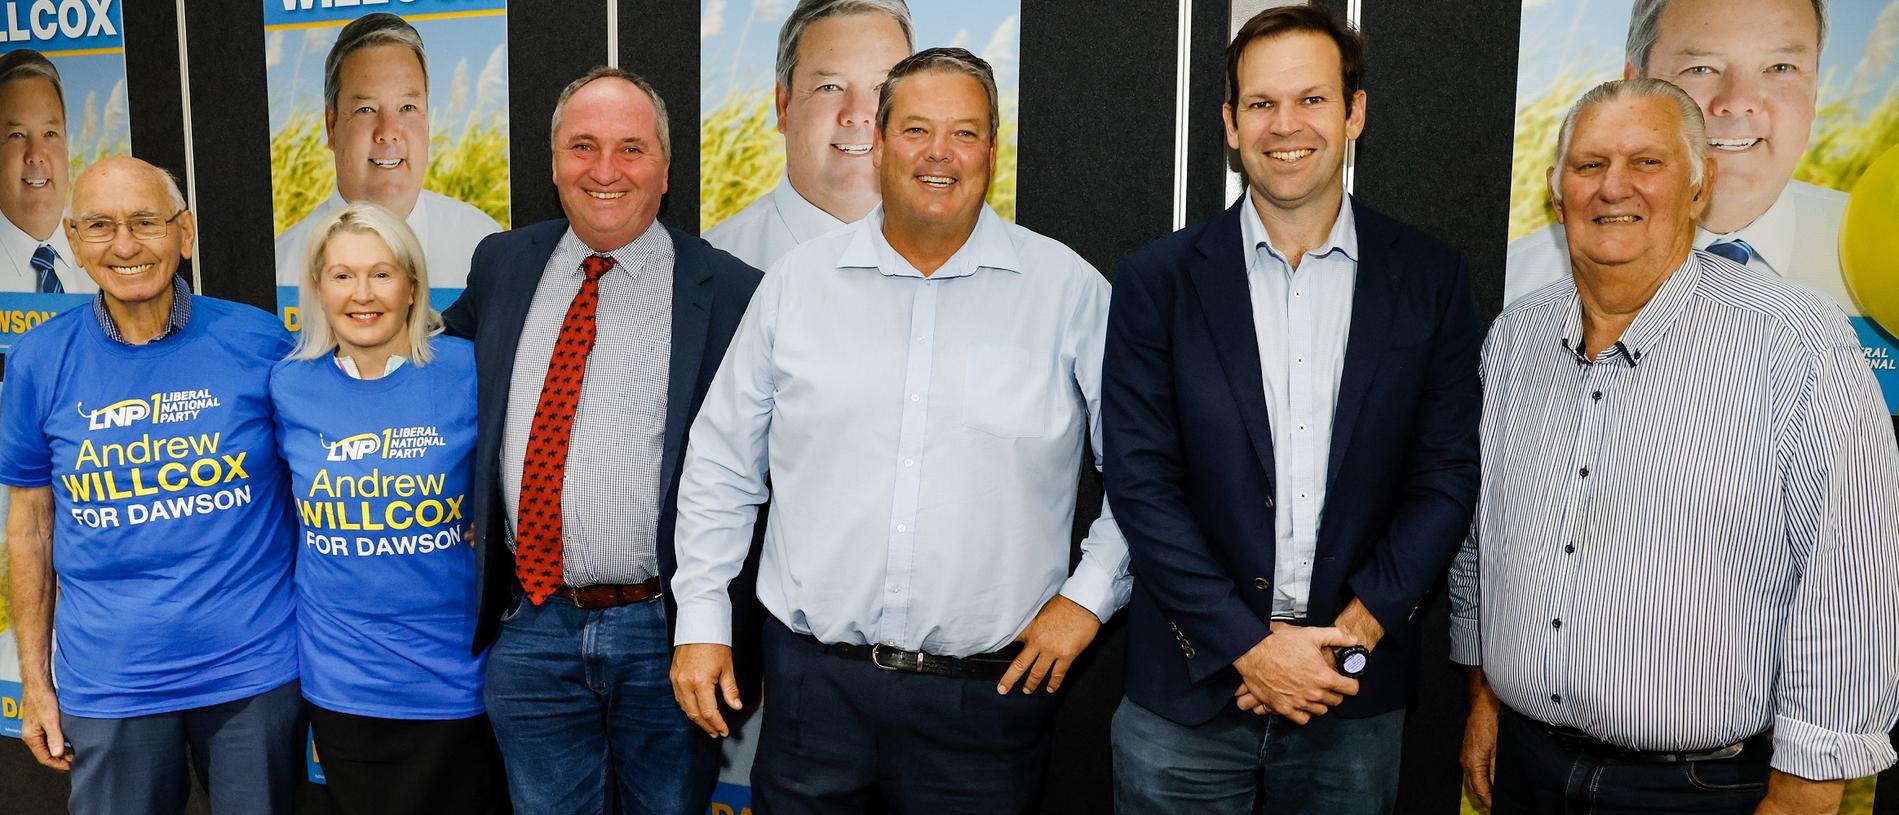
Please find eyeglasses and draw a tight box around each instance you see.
[69,210,188,243]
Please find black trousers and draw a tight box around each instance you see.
[1491,708,1771,815]
[751,618,1061,815]
[307,704,511,815]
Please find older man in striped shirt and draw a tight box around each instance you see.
[1451,78,1899,815]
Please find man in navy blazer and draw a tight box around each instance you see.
[443,67,762,815]
[1102,7,1480,813]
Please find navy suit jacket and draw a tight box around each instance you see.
[1102,198,1480,725]
[443,219,765,699]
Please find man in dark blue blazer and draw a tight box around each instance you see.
[1102,7,1480,813]
[442,67,762,815]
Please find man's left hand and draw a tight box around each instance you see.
[997,595,1101,695]
[1754,770,1845,815]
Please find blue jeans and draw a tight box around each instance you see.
[1490,708,1770,814]
[1111,695,1404,815]
[483,595,717,815]
[60,680,305,815]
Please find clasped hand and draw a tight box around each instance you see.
[1231,622,1360,724]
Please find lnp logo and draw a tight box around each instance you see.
[323,433,382,462]
[78,397,154,431]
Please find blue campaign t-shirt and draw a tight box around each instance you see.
[270,336,484,719]
[0,295,299,718]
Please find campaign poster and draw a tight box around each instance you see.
[0,0,131,740]
[1504,0,1899,415]
[699,0,1021,272]
[265,0,509,333]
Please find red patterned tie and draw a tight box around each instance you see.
[515,254,616,605]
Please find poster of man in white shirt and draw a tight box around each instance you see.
[700,0,1021,271]
[1505,0,1899,413]
[266,4,509,323]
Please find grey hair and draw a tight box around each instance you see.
[876,47,999,140]
[1552,79,1708,203]
[776,0,914,89]
[0,48,63,109]
[1626,0,1827,74]
[291,201,441,366]
[325,13,429,113]
[155,166,187,213]
[549,66,672,160]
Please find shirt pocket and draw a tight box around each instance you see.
[961,344,1048,439]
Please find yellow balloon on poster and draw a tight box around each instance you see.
[1841,144,1899,337]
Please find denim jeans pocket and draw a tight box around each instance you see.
[1684,757,1770,792]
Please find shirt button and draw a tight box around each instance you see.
[1295,356,1305,365]
[1579,467,1590,478]
[896,523,908,533]
[1254,577,1268,590]
[889,585,902,594]
[1551,619,1562,629]
[902,458,914,467]
[915,336,927,344]
[910,394,921,402]
[1564,543,1576,554]
[1296,423,1307,432]
[1592,391,1603,401]
[1551,694,1562,704]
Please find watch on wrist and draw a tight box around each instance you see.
[1332,645,1370,678]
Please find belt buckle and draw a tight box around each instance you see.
[564,586,585,607]
[870,643,922,672]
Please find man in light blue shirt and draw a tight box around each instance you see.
[670,48,1130,813]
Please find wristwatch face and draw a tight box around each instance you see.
[1341,650,1368,675]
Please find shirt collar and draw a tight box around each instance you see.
[836,204,1022,280]
[554,219,670,281]
[772,176,848,245]
[1693,185,1794,274]
[0,206,71,273]
[1239,190,1360,275]
[335,353,408,379]
[95,274,192,344]
[1557,253,1701,367]
[326,188,433,249]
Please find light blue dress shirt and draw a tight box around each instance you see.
[1240,192,1359,618]
[672,205,1132,657]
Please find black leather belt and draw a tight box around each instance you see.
[543,577,664,609]
[1510,709,1768,764]
[799,632,1023,681]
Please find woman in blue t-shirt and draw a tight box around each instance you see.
[269,202,506,814]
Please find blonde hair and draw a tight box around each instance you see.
[290,201,442,365]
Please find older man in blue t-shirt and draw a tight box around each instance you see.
[0,157,303,815]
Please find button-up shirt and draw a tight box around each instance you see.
[702,176,848,272]
[501,222,673,585]
[672,205,1132,657]
[1450,250,1899,781]
[1240,192,1358,618]
[94,275,192,344]
[0,210,91,293]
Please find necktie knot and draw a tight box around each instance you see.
[582,254,615,282]
[1706,239,1755,266]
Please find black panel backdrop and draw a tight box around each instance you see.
[4,1,1897,813]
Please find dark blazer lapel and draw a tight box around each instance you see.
[659,226,715,494]
[1188,202,1277,480]
[1326,200,1397,489]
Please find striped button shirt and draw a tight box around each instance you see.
[501,222,674,586]
[1449,250,1899,781]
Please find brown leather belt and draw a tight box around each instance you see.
[544,577,664,609]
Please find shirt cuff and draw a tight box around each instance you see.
[671,595,735,648]
[1448,614,1482,666]
[1769,714,1898,781]
[1059,559,1119,624]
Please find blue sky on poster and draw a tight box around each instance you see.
[1516,0,1898,114]
[699,0,1020,114]
[263,15,508,134]
[48,52,129,159]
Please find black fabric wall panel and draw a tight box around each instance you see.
[508,0,609,231]
[179,1,272,309]
[123,0,189,287]
[619,1,700,235]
